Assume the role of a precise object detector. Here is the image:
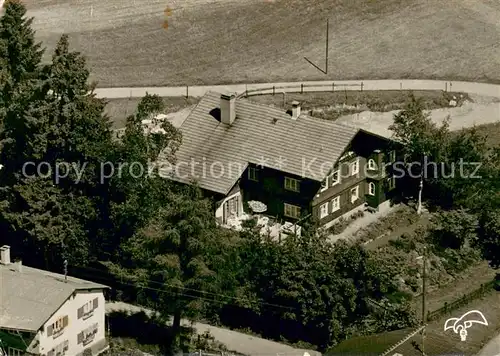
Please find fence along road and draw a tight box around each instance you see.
[93,80,500,99]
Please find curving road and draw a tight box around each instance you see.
[94,79,500,99]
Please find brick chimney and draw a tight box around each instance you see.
[220,93,236,125]
[0,245,11,265]
[291,101,301,120]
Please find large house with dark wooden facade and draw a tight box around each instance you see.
[160,91,399,229]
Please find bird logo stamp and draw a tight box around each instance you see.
[444,310,488,341]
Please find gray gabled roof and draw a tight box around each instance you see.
[0,263,108,332]
[161,91,360,195]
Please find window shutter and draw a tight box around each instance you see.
[77,331,83,344]
[93,297,98,310]
[47,324,53,336]
[63,315,69,327]
[78,306,84,319]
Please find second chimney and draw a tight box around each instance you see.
[0,245,11,265]
[291,101,301,120]
[220,93,236,125]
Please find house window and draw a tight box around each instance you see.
[368,159,377,170]
[331,170,340,186]
[7,347,23,356]
[47,316,69,338]
[78,323,98,346]
[389,150,396,163]
[320,178,328,192]
[284,177,300,192]
[78,298,99,320]
[248,167,258,181]
[388,176,396,189]
[284,203,301,219]
[350,186,359,203]
[350,159,359,176]
[48,340,69,356]
[331,196,340,212]
[319,203,328,219]
[368,182,376,196]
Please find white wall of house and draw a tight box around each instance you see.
[215,191,243,224]
[36,289,106,356]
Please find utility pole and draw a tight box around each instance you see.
[325,18,329,74]
[417,153,425,215]
[421,245,427,355]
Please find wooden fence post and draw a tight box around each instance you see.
[360,82,364,92]
[186,85,189,98]
[301,83,304,94]
[273,86,275,96]
[332,82,335,92]
[400,82,402,91]
[445,82,448,92]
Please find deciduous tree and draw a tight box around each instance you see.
[389,93,449,213]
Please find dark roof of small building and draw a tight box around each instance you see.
[327,327,465,355]
[0,262,108,332]
[161,91,360,195]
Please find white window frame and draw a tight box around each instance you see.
[284,203,301,219]
[83,300,92,315]
[350,158,359,176]
[319,202,328,219]
[389,150,396,163]
[388,176,396,189]
[368,159,377,170]
[368,182,375,196]
[248,167,258,181]
[284,177,300,192]
[331,196,340,212]
[53,317,64,333]
[320,178,328,192]
[331,170,340,186]
[350,185,359,203]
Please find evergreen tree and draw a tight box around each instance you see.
[0,30,115,269]
[0,0,44,103]
[105,185,231,354]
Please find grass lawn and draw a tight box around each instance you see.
[24,0,500,87]
[247,90,468,120]
[104,96,199,128]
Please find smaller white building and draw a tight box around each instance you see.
[0,245,109,356]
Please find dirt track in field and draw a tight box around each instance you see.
[23,0,500,87]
